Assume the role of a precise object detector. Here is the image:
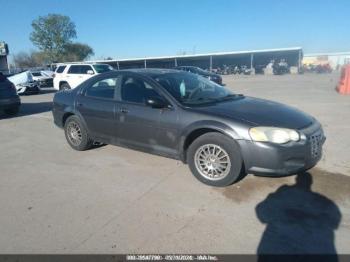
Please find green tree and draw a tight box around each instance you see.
[62,42,94,62]
[30,14,77,62]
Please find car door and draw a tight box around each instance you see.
[67,65,94,88]
[76,75,120,143]
[116,73,180,157]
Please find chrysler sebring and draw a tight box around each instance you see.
[52,69,325,187]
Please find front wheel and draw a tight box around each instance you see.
[64,115,93,151]
[187,132,244,187]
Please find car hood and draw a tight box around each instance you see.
[192,96,314,129]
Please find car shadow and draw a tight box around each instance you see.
[38,88,56,94]
[19,88,56,96]
[256,172,341,262]
[0,102,53,119]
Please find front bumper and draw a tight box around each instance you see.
[239,122,325,176]
[16,84,40,95]
[0,97,21,110]
[37,78,53,88]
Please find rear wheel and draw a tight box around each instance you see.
[64,115,93,151]
[4,106,19,116]
[187,132,244,187]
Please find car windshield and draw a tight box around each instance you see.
[31,72,42,76]
[152,72,236,106]
[93,64,113,73]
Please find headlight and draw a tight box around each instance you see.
[249,127,300,144]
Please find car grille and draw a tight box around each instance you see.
[310,131,323,158]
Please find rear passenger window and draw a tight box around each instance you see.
[67,65,81,74]
[56,66,66,73]
[85,77,119,99]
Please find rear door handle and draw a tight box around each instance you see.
[119,108,129,114]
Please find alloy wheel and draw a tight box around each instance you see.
[194,144,231,180]
[67,121,82,146]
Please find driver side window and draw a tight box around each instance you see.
[120,76,162,105]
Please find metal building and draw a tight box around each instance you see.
[88,47,303,72]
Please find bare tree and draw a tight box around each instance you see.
[13,51,47,69]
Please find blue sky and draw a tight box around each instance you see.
[0,0,349,60]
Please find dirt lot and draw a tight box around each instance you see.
[0,73,349,254]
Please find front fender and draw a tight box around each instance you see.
[178,120,242,162]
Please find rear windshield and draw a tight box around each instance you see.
[93,64,113,73]
[56,66,66,73]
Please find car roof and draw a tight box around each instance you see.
[57,63,108,66]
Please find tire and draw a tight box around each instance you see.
[64,115,93,151]
[4,106,19,116]
[35,86,41,94]
[187,132,244,187]
[60,82,71,91]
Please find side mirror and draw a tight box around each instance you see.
[87,70,94,75]
[146,97,169,109]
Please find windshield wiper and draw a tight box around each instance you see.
[216,94,243,102]
[184,94,243,105]
[183,97,217,105]
[196,97,217,101]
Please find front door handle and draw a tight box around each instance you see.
[119,108,129,114]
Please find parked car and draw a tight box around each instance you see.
[31,70,54,87]
[8,71,40,95]
[53,63,114,90]
[0,72,21,115]
[52,69,325,187]
[240,65,253,75]
[175,66,223,85]
[273,59,290,75]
